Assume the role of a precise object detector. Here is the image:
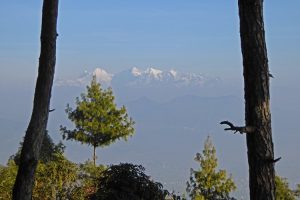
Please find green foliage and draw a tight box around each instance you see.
[12,131,65,165]
[60,76,135,164]
[0,160,18,199]
[0,154,78,200]
[93,163,165,200]
[33,153,78,200]
[275,175,297,200]
[0,134,76,200]
[186,137,236,200]
[70,161,106,200]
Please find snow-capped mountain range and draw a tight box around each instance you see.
[56,67,220,88]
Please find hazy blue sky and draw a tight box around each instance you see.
[0,0,299,88]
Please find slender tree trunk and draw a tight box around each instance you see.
[238,0,276,199]
[93,146,96,166]
[12,0,59,199]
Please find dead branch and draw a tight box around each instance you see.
[220,120,255,134]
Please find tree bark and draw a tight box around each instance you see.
[238,0,276,199]
[12,0,59,199]
[93,146,96,166]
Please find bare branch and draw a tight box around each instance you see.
[220,121,255,134]
[266,157,281,164]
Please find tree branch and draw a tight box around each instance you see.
[265,157,281,164]
[220,121,255,134]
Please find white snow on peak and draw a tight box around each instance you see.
[93,68,113,83]
[131,67,142,76]
[145,67,163,79]
[55,67,219,88]
[169,69,177,78]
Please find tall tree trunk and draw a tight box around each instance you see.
[238,0,276,199]
[12,0,59,199]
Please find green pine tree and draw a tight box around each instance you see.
[186,136,236,200]
[60,76,135,165]
[275,175,297,200]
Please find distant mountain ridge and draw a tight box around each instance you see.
[55,67,220,88]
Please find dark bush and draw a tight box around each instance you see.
[92,163,165,200]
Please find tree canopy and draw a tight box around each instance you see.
[92,163,165,200]
[60,76,135,165]
[186,136,236,200]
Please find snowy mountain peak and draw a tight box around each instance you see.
[93,68,113,83]
[131,67,142,76]
[169,69,177,78]
[144,67,163,79]
[55,67,220,88]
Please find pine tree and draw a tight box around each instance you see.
[60,76,135,165]
[186,137,236,200]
